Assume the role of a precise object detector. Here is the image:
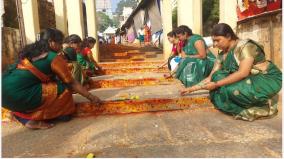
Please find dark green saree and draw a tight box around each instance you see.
[175,34,216,87]
[210,39,282,121]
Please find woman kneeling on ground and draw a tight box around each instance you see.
[180,23,282,121]
[165,25,216,87]
[79,37,103,76]
[62,34,86,86]
[2,28,102,129]
[158,30,184,72]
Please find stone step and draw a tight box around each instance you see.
[2,83,212,121]
[99,56,164,62]
[99,44,163,62]
[99,61,164,68]
[73,84,214,117]
[89,73,174,89]
[101,67,168,75]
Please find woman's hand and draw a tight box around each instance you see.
[97,66,103,71]
[70,79,103,106]
[88,94,102,106]
[203,82,218,90]
[94,66,104,75]
[181,52,187,59]
[179,87,191,96]
[179,81,219,96]
[179,86,199,95]
[201,77,211,85]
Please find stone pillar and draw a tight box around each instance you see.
[177,0,202,35]
[161,0,173,60]
[85,0,99,62]
[0,0,4,27]
[65,0,84,38]
[219,0,238,31]
[54,0,68,35]
[21,0,40,44]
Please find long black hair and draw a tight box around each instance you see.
[19,28,64,60]
[64,34,82,44]
[81,37,96,48]
[167,30,176,37]
[211,23,238,40]
[175,25,193,36]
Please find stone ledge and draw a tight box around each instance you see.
[101,67,168,75]
[75,96,213,117]
[89,73,174,89]
[99,61,163,68]
[73,84,212,117]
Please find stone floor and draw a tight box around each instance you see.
[2,108,282,158]
[2,44,282,157]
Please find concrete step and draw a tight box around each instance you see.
[98,61,168,75]
[101,66,168,75]
[99,44,163,62]
[99,61,164,68]
[2,82,212,121]
[99,56,164,62]
[89,73,174,89]
[73,84,213,117]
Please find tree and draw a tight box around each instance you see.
[115,0,138,15]
[97,11,114,32]
[172,6,177,28]
[112,15,120,27]
[3,0,19,28]
[202,0,219,36]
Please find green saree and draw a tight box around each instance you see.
[175,34,216,87]
[77,53,95,73]
[2,52,75,120]
[210,39,282,121]
[63,47,85,85]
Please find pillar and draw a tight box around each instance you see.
[161,0,173,60]
[85,0,99,62]
[178,0,202,35]
[65,0,84,38]
[21,0,40,44]
[219,0,238,31]
[54,0,68,35]
[0,0,4,27]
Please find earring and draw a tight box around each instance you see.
[36,33,41,41]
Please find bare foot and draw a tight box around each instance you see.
[25,120,54,130]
